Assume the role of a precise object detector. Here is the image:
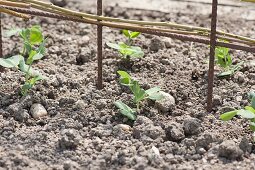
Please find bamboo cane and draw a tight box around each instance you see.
[0,7,30,19]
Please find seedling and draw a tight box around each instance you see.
[1,25,47,95]
[215,46,243,77]
[106,30,144,60]
[114,71,164,120]
[220,92,255,141]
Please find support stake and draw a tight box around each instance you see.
[0,13,2,58]
[207,0,218,112]
[97,0,103,89]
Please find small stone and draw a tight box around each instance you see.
[148,146,161,161]
[218,140,243,160]
[113,124,132,134]
[165,122,185,142]
[183,118,202,136]
[74,100,87,110]
[30,103,48,119]
[149,37,165,52]
[236,72,245,83]
[50,0,67,7]
[197,148,206,155]
[212,95,222,106]
[155,92,175,113]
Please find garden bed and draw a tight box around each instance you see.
[0,0,255,169]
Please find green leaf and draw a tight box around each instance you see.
[130,32,140,39]
[36,38,48,55]
[145,87,161,95]
[251,97,255,109]
[145,87,164,100]
[4,28,22,37]
[237,109,255,119]
[21,83,32,96]
[20,29,30,42]
[117,70,132,86]
[131,81,146,104]
[0,55,23,68]
[106,42,122,50]
[248,92,255,100]
[245,106,255,113]
[148,92,164,101]
[24,41,32,54]
[119,44,144,58]
[220,110,238,121]
[30,25,43,45]
[29,75,43,86]
[19,58,43,78]
[117,70,131,79]
[27,50,37,65]
[122,30,130,38]
[217,70,233,77]
[114,101,136,120]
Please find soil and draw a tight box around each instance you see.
[1,0,255,169]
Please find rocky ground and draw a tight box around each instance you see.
[0,0,255,169]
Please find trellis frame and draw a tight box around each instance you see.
[0,0,254,112]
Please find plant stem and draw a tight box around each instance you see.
[25,64,31,83]
[136,102,140,114]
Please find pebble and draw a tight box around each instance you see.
[183,118,202,136]
[30,103,48,119]
[155,92,175,113]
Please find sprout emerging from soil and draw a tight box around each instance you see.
[220,92,255,141]
[115,70,164,120]
[1,25,47,95]
[215,45,243,77]
[106,30,144,60]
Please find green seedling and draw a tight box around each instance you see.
[114,70,164,120]
[106,30,144,60]
[215,46,243,77]
[1,25,47,95]
[220,92,255,141]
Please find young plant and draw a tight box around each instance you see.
[106,30,144,60]
[114,70,164,120]
[215,46,243,77]
[220,92,255,141]
[1,25,47,95]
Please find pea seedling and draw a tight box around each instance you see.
[215,46,243,77]
[115,71,164,120]
[220,92,255,141]
[106,30,144,60]
[1,25,47,95]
